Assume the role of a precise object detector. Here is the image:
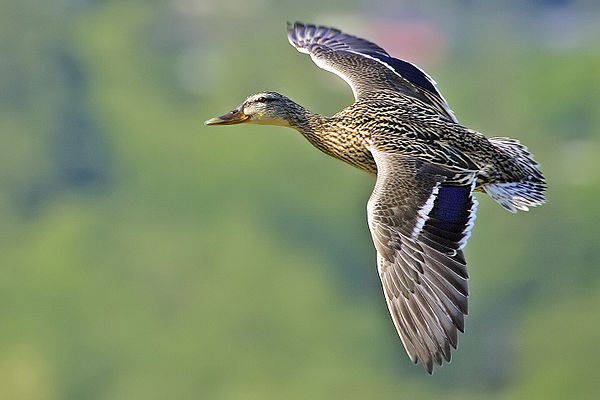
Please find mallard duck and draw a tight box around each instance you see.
[206,22,546,373]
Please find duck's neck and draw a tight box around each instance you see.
[279,100,329,139]
[282,101,350,162]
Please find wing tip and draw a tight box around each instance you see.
[287,21,305,51]
[287,21,309,32]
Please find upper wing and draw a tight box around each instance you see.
[367,149,478,373]
[287,22,457,122]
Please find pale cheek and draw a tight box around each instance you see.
[244,108,264,119]
[251,111,267,120]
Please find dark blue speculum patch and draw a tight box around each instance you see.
[428,186,470,232]
[366,53,440,96]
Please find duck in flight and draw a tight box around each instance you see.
[206,22,546,373]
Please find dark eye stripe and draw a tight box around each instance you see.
[253,96,275,103]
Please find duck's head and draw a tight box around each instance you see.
[205,92,302,127]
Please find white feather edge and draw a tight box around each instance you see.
[458,179,478,249]
[411,183,440,239]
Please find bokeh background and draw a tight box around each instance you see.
[2,0,599,399]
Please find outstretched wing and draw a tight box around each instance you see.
[367,149,478,373]
[287,22,457,122]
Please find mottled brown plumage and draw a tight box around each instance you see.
[205,22,546,373]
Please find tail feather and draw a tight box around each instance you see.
[483,137,546,213]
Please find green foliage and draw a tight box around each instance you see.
[1,1,599,398]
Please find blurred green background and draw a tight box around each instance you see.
[2,0,599,399]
